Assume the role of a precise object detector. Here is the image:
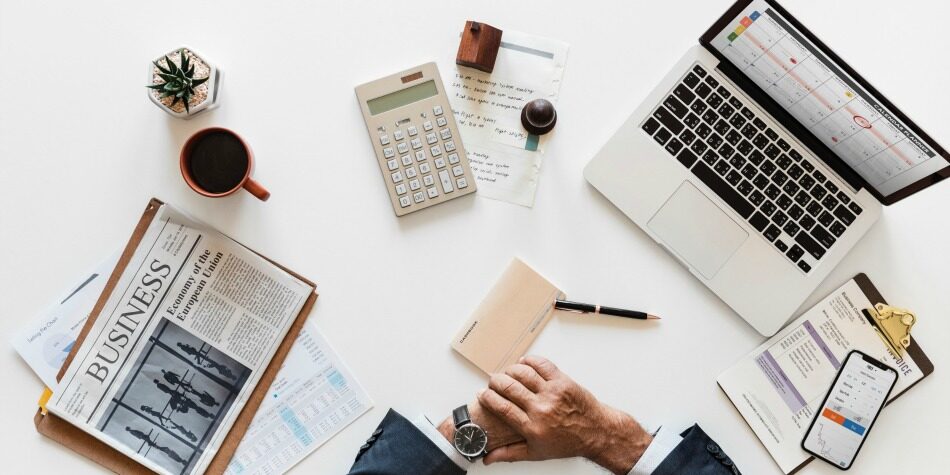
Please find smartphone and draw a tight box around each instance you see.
[801,350,898,470]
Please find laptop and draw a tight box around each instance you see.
[584,0,949,336]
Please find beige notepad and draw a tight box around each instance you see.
[452,258,565,374]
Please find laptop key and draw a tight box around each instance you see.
[776,154,792,169]
[825,182,839,195]
[707,134,724,149]
[799,215,816,232]
[833,204,856,225]
[663,96,689,118]
[752,133,769,150]
[642,118,661,136]
[764,143,781,159]
[729,97,743,109]
[848,202,863,215]
[690,101,708,115]
[749,150,765,165]
[676,149,698,168]
[691,140,708,155]
[775,240,789,252]
[696,123,712,138]
[730,114,747,130]
[654,127,671,146]
[753,174,769,190]
[702,150,718,165]
[693,65,707,77]
[802,160,815,173]
[726,130,743,145]
[741,163,756,179]
[684,113,701,128]
[702,109,718,124]
[730,154,747,169]
[749,212,769,231]
[718,103,735,119]
[810,185,827,201]
[806,200,822,216]
[795,190,811,207]
[829,221,846,237]
[753,117,767,130]
[719,143,735,158]
[765,128,779,141]
[798,260,811,273]
[818,211,834,227]
[795,231,826,260]
[789,149,803,161]
[713,119,730,135]
[777,138,790,151]
[760,160,777,176]
[654,107,685,134]
[765,184,781,200]
[690,161,754,219]
[694,82,712,99]
[772,211,789,226]
[737,179,754,196]
[821,194,838,211]
[788,204,804,220]
[772,170,788,187]
[811,225,836,249]
[726,170,742,186]
[800,174,816,190]
[787,164,804,180]
[714,159,730,176]
[837,191,851,204]
[787,244,805,262]
[665,138,684,155]
[749,190,765,206]
[683,72,700,88]
[760,200,777,216]
[680,129,696,146]
[741,123,758,140]
[783,221,800,237]
[764,225,781,242]
[716,85,731,99]
[782,181,800,197]
[705,75,720,88]
[813,170,826,184]
[776,194,792,210]
[673,84,696,105]
[707,93,723,108]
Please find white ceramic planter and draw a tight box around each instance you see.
[147,46,221,119]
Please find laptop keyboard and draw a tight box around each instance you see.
[641,64,864,273]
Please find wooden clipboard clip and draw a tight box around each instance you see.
[864,302,916,357]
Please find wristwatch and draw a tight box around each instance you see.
[451,405,488,461]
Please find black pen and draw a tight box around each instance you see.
[554,299,661,320]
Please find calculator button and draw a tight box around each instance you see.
[393,130,404,141]
[387,159,399,171]
[399,196,411,208]
[407,125,418,136]
[379,134,390,145]
[456,177,468,189]
[383,147,395,158]
[397,142,409,154]
[419,163,431,174]
[409,179,421,191]
[448,153,460,165]
[405,166,417,178]
[423,120,433,131]
[427,186,439,198]
[439,170,455,193]
[413,191,426,203]
[415,150,426,162]
[437,116,448,127]
[430,145,443,157]
[444,140,456,152]
[435,157,446,168]
[411,138,423,150]
[390,171,404,183]
[433,105,444,116]
[440,129,452,140]
[426,133,438,145]
[395,183,407,195]
[452,165,464,177]
[423,174,435,186]
[401,155,413,166]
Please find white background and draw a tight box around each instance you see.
[1,1,947,474]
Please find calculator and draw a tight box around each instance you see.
[355,62,476,216]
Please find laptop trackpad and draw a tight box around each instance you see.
[648,182,748,279]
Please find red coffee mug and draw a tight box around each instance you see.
[179,127,270,201]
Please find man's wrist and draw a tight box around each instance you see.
[437,403,508,452]
[587,407,653,475]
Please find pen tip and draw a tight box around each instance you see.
[648,314,662,320]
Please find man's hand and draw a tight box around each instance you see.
[477,355,653,475]
[437,400,523,452]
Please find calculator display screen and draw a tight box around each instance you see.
[367,80,438,115]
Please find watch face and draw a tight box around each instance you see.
[454,424,488,457]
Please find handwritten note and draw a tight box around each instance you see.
[443,30,568,207]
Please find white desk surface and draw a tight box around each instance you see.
[2,1,947,474]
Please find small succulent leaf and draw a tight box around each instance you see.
[186,64,195,77]
[191,76,209,87]
[161,91,175,98]
[153,60,171,75]
[164,55,179,75]
[180,50,189,71]
[146,83,165,90]
[158,72,177,82]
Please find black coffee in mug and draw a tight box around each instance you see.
[187,131,250,193]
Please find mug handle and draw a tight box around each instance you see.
[243,177,271,201]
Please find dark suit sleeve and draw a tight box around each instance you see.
[652,424,741,475]
[347,409,466,475]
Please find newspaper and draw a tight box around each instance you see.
[46,203,314,475]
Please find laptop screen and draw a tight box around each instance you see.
[705,0,948,199]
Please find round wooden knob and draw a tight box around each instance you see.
[521,98,557,135]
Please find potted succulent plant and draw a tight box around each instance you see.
[146,47,220,118]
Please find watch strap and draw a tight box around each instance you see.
[452,405,471,429]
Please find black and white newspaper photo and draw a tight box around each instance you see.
[45,203,314,475]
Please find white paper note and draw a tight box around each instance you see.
[444,29,569,207]
[225,322,372,475]
[12,252,120,388]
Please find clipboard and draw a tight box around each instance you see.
[782,273,934,474]
[33,198,318,475]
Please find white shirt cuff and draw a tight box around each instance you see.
[628,426,683,475]
[412,414,473,471]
